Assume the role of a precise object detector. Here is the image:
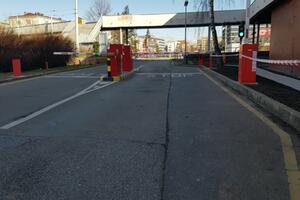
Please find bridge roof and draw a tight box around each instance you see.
[101,9,246,30]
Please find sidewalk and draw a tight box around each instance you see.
[257,68,300,91]
[226,64,300,91]
[0,64,98,84]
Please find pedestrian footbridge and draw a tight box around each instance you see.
[101,9,245,30]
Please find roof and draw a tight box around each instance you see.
[9,12,63,21]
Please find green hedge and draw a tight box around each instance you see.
[0,27,74,72]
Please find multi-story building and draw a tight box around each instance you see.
[136,35,166,53]
[222,25,240,52]
[166,41,180,52]
[8,12,64,27]
[154,37,166,52]
[197,37,211,52]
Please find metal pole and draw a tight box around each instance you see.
[75,0,79,52]
[16,15,20,36]
[184,5,188,64]
[51,10,56,34]
[51,16,53,34]
[125,29,129,44]
[252,23,256,44]
[120,28,123,44]
[256,23,260,47]
[243,0,251,44]
[208,25,211,52]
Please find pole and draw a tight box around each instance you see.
[16,15,20,36]
[256,23,260,47]
[252,23,256,44]
[125,29,129,44]
[208,25,211,52]
[120,28,123,44]
[184,5,188,64]
[243,0,251,44]
[50,10,56,34]
[75,0,79,52]
[51,16,53,34]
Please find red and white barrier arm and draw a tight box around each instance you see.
[53,52,114,56]
[241,55,300,66]
[210,54,239,57]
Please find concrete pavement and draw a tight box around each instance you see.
[0,60,298,200]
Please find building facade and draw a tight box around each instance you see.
[9,12,64,27]
[136,35,166,53]
[250,0,299,76]
[222,25,240,52]
[0,21,9,28]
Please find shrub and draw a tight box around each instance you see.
[0,27,74,72]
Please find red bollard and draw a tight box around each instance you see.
[209,54,213,68]
[222,54,227,65]
[198,54,204,65]
[122,45,133,72]
[238,44,258,84]
[12,59,22,77]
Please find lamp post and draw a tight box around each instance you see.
[243,0,251,44]
[50,10,56,34]
[184,0,189,64]
[75,0,79,52]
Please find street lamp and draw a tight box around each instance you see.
[242,0,251,44]
[50,10,56,34]
[75,0,79,52]
[184,0,189,64]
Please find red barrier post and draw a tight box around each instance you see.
[198,54,204,66]
[122,45,133,72]
[238,44,258,84]
[12,59,22,77]
[222,54,226,65]
[209,54,213,68]
[109,44,123,80]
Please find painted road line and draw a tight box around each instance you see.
[134,64,145,72]
[200,69,300,200]
[45,75,100,79]
[136,72,202,78]
[0,81,116,130]
[0,76,43,87]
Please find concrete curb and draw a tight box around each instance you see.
[0,65,98,85]
[201,66,300,132]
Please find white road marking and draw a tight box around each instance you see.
[0,81,116,130]
[45,75,100,79]
[136,72,202,78]
[134,65,145,72]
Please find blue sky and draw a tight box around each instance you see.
[0,0,245,41]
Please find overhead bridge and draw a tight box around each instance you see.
[11,9,246,46]
[101,9,246,30]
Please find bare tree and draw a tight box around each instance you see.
[86,0,111,21]
[194,0,233,62]
[171,0,231,65]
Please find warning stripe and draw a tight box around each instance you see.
[53,52,116,57]
[210,54,239,58]
[241,55,300,66]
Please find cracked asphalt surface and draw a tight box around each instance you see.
[0,60,297,199]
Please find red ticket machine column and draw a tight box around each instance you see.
[238,44,258,84]
[109,44,123,79]
[198,54,204,66]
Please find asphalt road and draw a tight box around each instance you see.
[0,60,297,200]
